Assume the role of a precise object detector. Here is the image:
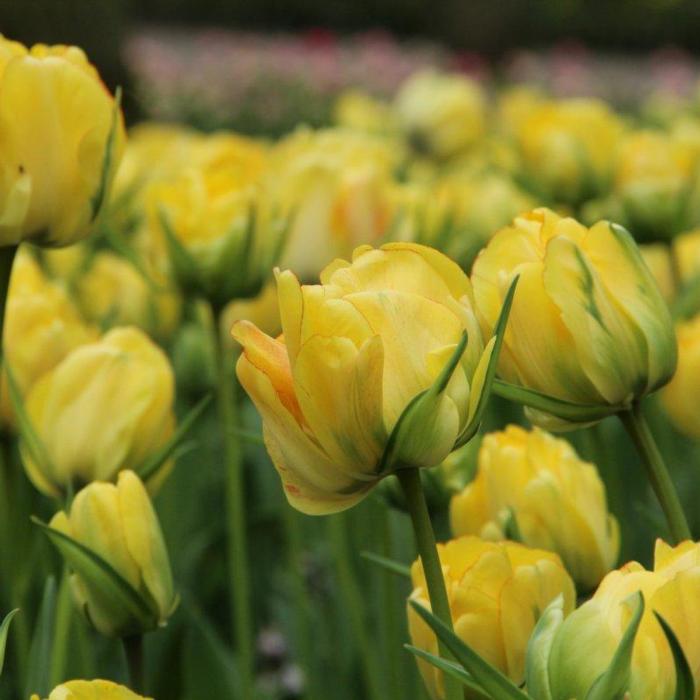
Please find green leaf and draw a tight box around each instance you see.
[24,577,56,699]
[32,517,157,633]
[456,274,519,446]
[360,551,411,578]
[525,596,565,700]
[378,331,469,474]
[0,608,18,677]
[585,591,644,700]
[138,393,212,483]
[158,206,200,292]
[90,87,122,221]
[503,507,523,543]
[654,612,695,700]
[491,380,623,423]
[409,600,529,699]
[404,645,489,697]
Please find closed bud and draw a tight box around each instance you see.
[32,679,150,699]
[450,425,619,590]
[408,536,575,698]
[20,327,175,498]
[47,471,177,638]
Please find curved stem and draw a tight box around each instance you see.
[619,402,691,543]
[123,634,144,693]
[396,468,461,700]
[211,307,254,699]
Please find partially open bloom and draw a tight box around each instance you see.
[32,679,150,700]
[450,425,619,590]
[269,127,397,280]
[545,540,700,699]
[0,35,125,247]
[516,98,623,205]
[21,327,175,498]
[2,250,97,427]
[408,536,575,698]
[472,208,677,426]
[661,314,700,438]
[47,471,177,638]
[395,71,486,160]
[233,243,496,515]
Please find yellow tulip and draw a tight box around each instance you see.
[48,471,177,638]
[0,35,125,247]
[408,536,575,698]
[661,315,700,438]
[547,539,700,699]
[269,127,397,280]
[517,98,623,205]
[450,425,619,590]
[673,228,700,284]
[233,242,495,515]
[75,251,181,341]
[1,249,97,427]
[334,89,397,135]
[20,327,175,498]
[32,679,150,700]
[395,71,486,160]
[220,280,281,349]
[640,243,676,303]
[471,208,676,425]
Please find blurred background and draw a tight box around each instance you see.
[5,0,700,133]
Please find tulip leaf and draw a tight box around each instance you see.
[90,87,122,221]
[378,331,469,474]
[409,600,530,699]
[491,380,623,423]
[158,206,200,292]
[138,393,212,483]
[654,612,695,700]
[360,551,411,578]
[525,596,565,700]
[456,274,519,447]
[503,507,523,543]
[24,577,56,699]
[585,591,644,700]
[404,645,490,698]
[101,222,163,292]
[0,608,18,677]
[32,517,158,633]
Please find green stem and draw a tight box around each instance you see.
[396,468,461,700]
[211,307,254,699]
[123,634,144,693]
[378,506,401,700]
[619,402,691,544]
[0,245,17,335]
[328,516,384,700]
[49,570,72,687]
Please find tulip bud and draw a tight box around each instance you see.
[0,36,125,247]
[661,315,700,438]
[31,679,150,700]
[45,471,177,638]
[333,89,397,135]
[74,251,181,341]
[233,242,510,515]
[407,536,575,698]
[545,540,700,699]
[20,326,175,498]
[2,249,97,428]
[472,208,677,427]
[395,71,486,161]
[450,425,619,590]
[673,228,700,285]
[269,127,397,281]
[516,98,623,206]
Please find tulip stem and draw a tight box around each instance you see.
[123,634,144,693]
[620,402,692,544]
[396,468,462,700]
[211,308,254,699]
[0,245,16,337]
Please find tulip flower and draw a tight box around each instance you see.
[233,242,513,515]
[407,536,575,699]
[0,35,124,247]
[450,425,619,590]
[472,207,676,427]
[20,326,175,498]
[538,539,700,699]
[40,471,177,639]
[31,679,150,700]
